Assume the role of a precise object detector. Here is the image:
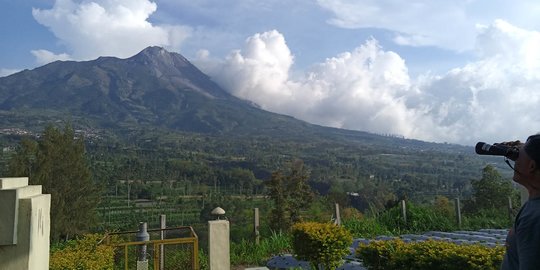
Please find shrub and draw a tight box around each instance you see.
[50,234,114,270]
[462,208,513,230]
[342,217,391,238]
[356,239,505,270]
[165,247,196,269]
[341,207,363,220]
[433,195,454,217]
[231,231,292,266]
[199,249,209,270]
[377,202,456,233]
[291,222,352,270]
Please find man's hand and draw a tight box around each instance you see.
[496,140,523,148]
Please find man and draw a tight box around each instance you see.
[500,135,540,270]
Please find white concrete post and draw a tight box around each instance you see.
[0,177,51,270]
[209,207,230,270]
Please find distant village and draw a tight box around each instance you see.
[0,127,102,150]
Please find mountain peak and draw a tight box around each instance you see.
[129,46,190,71]
[137,46,169,58]
[0,45,247,132]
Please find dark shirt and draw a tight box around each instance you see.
[501,197,540,270]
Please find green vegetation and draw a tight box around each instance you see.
[8,125,100,240]
[0,123,519,269]
[463,164,519,215]
[0,46,520,269]
[292,222,353,270]
[49,234,114,270]
[230,231,292,266]
[357,239,505,270]
[266,159,315,232]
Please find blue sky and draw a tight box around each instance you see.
[1,0,540,145]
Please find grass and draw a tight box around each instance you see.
[230,231,292,267]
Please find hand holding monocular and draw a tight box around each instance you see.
[475,142,520,161]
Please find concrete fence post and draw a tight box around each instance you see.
[254,208,260,245]
[508,196,513,221]
[400,200,407,223]
[455,198,462,228]
[209,207,230,270]
[334,203,341,226]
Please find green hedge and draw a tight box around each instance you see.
[356,239,505,270]
[292,222,352,270]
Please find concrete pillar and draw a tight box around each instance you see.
[0,177,51,270]
[208,220,230,270]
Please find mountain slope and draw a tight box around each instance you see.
[0,47,502,197]
[0,46,473,155]
[0,46,313,134]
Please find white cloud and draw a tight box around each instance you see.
[162,25,193,51]
[316,0,473,51]
[201,30,295,109]
[199,20,540,144]
[316,0,540,52]
[0,68,21,77]
[413,19,540,143]
[31,49,72,65]
[200,30,417,137]
[31,0,192,64]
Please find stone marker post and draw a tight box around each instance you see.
[0,177,51,270]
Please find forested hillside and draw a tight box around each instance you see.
[1,124,504,205]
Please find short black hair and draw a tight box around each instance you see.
[525,134,540,165]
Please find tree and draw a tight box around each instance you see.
[464,165,519,213]
[8,137,37,177]
[9,125,100,240]
[266,159,315,231]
